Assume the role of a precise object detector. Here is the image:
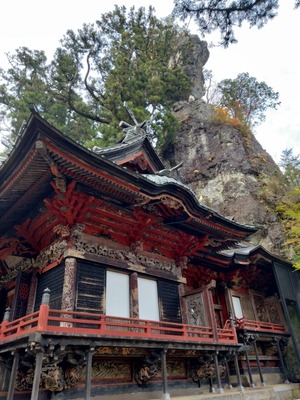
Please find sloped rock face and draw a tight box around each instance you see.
[166,100,286,255]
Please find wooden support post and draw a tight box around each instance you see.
[0,356,9,392]
[275,338,289,383]
[7,351,20,400]
[130,272,139,318]
[30,350,43,400]
[213,352,224,393]
[253,339,265,386]
[233,352,244,392]
[224,357,232,389]
[85,348,94,400]
[204,281,218,341]
[244,348,255,387]
[209,377,215,393]
[161,349,170,400]
[62,257,77,311]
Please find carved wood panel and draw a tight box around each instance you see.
[253,293,269,322]
[185,291,207,326]
[264,296,284,324]
[240,294,255,320]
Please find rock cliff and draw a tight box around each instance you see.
[163,38,286,255]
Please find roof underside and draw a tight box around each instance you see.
[0,114,257,270]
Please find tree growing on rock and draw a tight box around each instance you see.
[216,72,280,128]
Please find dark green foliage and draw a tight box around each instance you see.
[173,0,298,47]
[0,6,191,151]
[280,148,300,187]
[275,149,300,267]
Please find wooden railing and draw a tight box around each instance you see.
[235,317,287,334]
[0,304,237,345]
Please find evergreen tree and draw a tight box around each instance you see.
[173,0,299,47]
[0,6,191,151]
[276,149,300,267]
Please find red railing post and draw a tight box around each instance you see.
[0,307,10,339]
[145,320,151,336]
[182,324,188,337]
[38,288,50,331]
[38,304,49,331]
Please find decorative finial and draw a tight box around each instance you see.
[119,102,149,143]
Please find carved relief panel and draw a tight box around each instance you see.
[185,291,207,326]
[264,295,285,325]
[253,293,270,322]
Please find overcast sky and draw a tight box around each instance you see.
[0,0,299,163]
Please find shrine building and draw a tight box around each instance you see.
[0,111,299,400]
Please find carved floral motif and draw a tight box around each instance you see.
[134,353,160,386]
[0,258,33,285]
[40,365,64,392]
[34,240,67,269]
[186,292,206,326]
[192,361,226,382]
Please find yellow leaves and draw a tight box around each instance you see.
[212,106,251,138]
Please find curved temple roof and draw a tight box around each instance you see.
[0,113,257,252]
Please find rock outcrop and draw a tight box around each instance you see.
[165,99,286,255]
[175,35,209,100]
